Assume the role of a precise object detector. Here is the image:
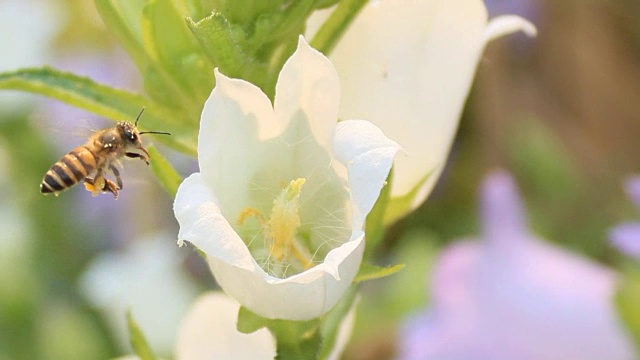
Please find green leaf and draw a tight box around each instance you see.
[616,267,640,350]
[170,0,202,19]
[310,0,368,55]
[216,0,284,25]
[177,52,216,106]
[97,0,203,115]
[354,262,405,283]
[0,67,196,155]
[141,0,213,104]
[237,307,322,359]
[364,170,393,258]
[318,286,357,360]
[147,146,183,198]
[314,0,340,9]
[126,310,156,360]
[95,0,149,69]
[0,67,155,123]
[384,170,433,226]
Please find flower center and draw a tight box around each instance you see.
[237,178,313,275]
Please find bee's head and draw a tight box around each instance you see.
[117,121,143,146]
[117,108,170,160]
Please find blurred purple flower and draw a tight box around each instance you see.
[609,177,640,258]
[399,170,635,360]
[484,0,540,20]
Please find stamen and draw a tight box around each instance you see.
[237,178,313,273]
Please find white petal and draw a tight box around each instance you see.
[333,120,401,230]
[330,0,488,205]
[482,14,537,43]
[274,36,340,151]
[198,70,274,219]
[209,233,364,320]
[175,173,366,320]
[176,292,276,360]
[174,173,256,271]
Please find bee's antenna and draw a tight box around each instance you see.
[139,131,172,136]
[135,107,146,126]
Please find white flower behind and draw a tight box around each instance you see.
[0,0,63,112]
[80,234,199,355]
[174,36,400,320]
[175,292,276,360]
[327,0,537,218]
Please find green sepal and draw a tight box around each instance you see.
[364,170,393,258]
[616,265,640,350]
[237,306,270,334]
[147,146,183,198]
[237,307,322,359]
[186,13,248,78]
[354,262,405,283]
[0,67,196,155]
[186,13,271,95]
[126,310,156,360]
[383,170,433,226]
[318,286,357,360]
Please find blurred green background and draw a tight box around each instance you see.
[1,0,639,359]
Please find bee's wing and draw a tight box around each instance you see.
[31,107,112,146]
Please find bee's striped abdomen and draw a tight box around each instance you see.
[41,146,98,194]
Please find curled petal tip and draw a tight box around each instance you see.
[483,15,537,43]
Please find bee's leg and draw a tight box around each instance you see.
[126,152,149,165]
[109,164,123,190]
[84,172,105,197]
[101,179,119,199]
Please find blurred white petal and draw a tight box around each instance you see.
[0,0,64,113]
[80,234,199,355]
[175,292,276,360]
[327,0,536,217]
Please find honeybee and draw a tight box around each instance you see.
[40,108,170,199]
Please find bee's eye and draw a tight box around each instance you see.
[124,129,137,141]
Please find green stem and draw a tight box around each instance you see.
[310,0,368,55]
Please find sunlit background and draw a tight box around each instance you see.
[1,0,639,359]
